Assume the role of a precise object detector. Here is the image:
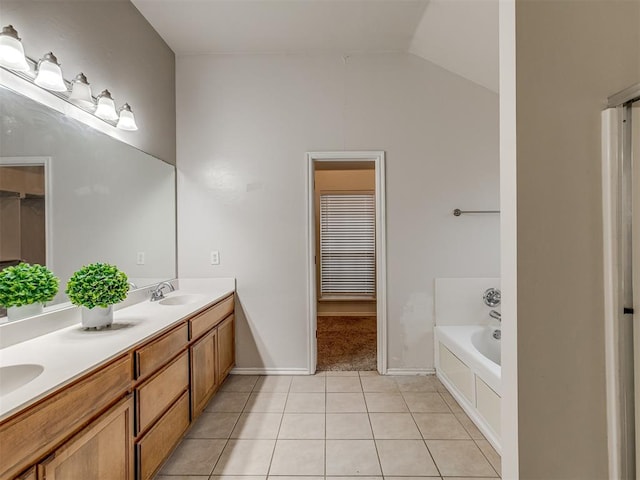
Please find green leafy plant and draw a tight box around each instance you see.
[66,263,129,309]
[0,263,59,308]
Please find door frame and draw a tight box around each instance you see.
[0,156,53,270]
[306,151,387,374]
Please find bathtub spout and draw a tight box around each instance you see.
[489,310,501,322]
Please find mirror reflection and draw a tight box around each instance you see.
[0,85,176,314]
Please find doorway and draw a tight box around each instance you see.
[306,151,387,374]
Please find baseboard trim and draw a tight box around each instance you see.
[386,368,436,376]
[317,312,376,317]
[230,367,310,375]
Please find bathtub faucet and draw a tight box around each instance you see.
[489,310,501,322]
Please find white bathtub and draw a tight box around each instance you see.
[434,325,501,453]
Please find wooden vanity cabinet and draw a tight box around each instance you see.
[38,396,134,480]
[189,294,235,418]
[2,293,235,480]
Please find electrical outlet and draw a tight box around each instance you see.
[136,252,145,265]
[210,251,220,265]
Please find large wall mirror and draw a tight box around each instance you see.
[0,85,176,314]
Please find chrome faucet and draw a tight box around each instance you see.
[489,310,501,322]
[150,281,175,302]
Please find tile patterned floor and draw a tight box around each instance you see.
[155,372,501,480]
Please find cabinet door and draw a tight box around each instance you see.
[217,314,235,381]
[190,328,217,417]
[38,396,134,480]
[14,467,36,480]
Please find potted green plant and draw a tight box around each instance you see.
[66,262,129,329]
[0,263,59,321]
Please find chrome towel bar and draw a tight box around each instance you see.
[453,208,500,216]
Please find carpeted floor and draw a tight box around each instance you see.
[317,316,377,371]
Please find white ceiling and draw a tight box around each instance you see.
[132,0,498,92]
[132,0,429,55]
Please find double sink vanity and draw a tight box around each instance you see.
[0,278,236,480]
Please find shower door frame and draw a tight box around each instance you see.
[602,83,640,480]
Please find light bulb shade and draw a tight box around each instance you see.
[117,103,138,131]
[0,25,29,72]
[95,89,118,121]
[34,52,66,92]
[69,72,94,109]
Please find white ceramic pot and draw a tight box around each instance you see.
[81,305,113,329]
[7,303,44,321]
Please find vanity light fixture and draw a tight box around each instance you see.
[0,24,141,132]
[116,103,138,131]
[68,73,94,109]
[0,25,29,72]
[34,52,67,92]
[94,89,118,121]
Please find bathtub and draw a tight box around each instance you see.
[434,325,501,453]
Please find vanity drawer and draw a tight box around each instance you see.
[190,294,234,340]
[136,391,190,480]
[136,351,189,435]
[135,323,188,379]
[0,355,131,480]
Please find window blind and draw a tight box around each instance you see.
[319,193,376,298]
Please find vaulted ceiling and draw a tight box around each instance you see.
[132,0,498,93]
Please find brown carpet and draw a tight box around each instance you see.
[317,316,377,371]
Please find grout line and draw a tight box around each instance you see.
[472,437,502,478]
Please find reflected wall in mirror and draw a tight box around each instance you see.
[0,85,176,313]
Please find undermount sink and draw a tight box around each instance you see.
[158,294,204,306]
[0,364,45,396]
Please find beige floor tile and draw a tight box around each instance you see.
[326,393,367,413]
[268,477,324,480]
[426,440,496,477]
[269,439,325,475]
[326,413,373,439]
[358,371,379,377]
[327,477,381,480]
[327,376,363,392]
[155,476,209,480]
[231,412,282,439]
[402,392,451,413]
[326,440,382,476]
[375,440,439,476]
[285,393,325,413]
[476,439,502,476]
[213,439,276,475]
[385,477,440,480]
[364,393,408,412]
[210,477,266,480]
[361,376,399,393]
[290,375,326,393]
[278,413,325,439]
[244,392,288,413]
[439,391,463,413]
[325,371,360,376]
[160,438,226,476]
[443,477,499,480]
[205,392,251,413]
[253,376,293,393]
[393,375,438,392]
[413,413,471,440]
[220,375,259,392]
[369,413,421,439]
[454,412,484,439]
[187,412,240,439]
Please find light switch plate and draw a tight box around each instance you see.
[136,252,145,265]
[210,251,220,265]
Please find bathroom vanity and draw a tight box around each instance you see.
[0,279,235,480]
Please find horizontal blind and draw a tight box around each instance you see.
[320,193,375,297]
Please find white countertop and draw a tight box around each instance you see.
[0,278,235,420]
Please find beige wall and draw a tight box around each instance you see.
[315,168,376,316]
[0,0,176,164]
[515,0,640,478]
